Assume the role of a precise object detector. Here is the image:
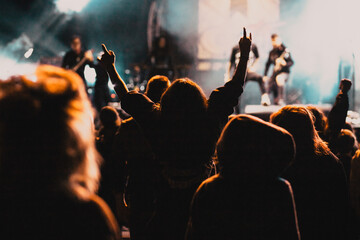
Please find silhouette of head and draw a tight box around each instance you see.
[216,115,295,180]
[159,78,209,167]
[160,78,207,120]
[270,106,330,156]
[99,106,120,129]
[271,33,282,48]
[158,36,167,49]
[306,106,327,138]
[145,75,171,103]
[0,65,100,198]
[153,36,169,52]
[336,129,358,156]
[343,122,354,133]
[70,35,82,54]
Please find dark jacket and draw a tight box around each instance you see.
[0,190,120,239]
[186,174,300,240]
[264,44,294,76]
[120,77,244,239]
[282,152,348,240]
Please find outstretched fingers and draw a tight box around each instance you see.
[240,27,252,41]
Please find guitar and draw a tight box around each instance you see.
[72,49,94,71]
[273,48,289,73]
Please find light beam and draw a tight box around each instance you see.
[55,0,91,13]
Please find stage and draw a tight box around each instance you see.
[242,104,333,121]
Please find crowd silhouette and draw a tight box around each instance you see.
[1,28,360,240]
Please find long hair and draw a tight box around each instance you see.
[306,105,327,139]
[0,65,101,199]
[270,106,330,157]
[159,78,209,168]
[215,115,295,180]
[160,78,207,120]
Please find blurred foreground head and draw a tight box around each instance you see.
[0,65,100,198]
[216,114,295,180]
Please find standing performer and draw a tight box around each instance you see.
[148,36,174,80]
[62,35,94,88]
[264,34,294,105]
[228,43,269,112]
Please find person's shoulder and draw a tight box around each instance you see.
[202,174,222,185]
[353,150,360,162]
[79,194,120,238]
[191,175,223,205]
[123,91,155,108]
[196,174,223,194]
[120,117,136,128]
[321,151,341,165]
[276,177,293,191]
[314,152,346,175]
[86,194,116,218]
[64,50,74,57]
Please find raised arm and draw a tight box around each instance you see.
[229,28,251,87]
[326,78,352,147]
[98,44,129,101]
[207,28,251,120]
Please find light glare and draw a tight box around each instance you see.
[24,48,34,59]
[56,0,90,13]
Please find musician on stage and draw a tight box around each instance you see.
[62,35,94,88]
[148,36,174,80]
[227,42,269,112]
[264,34,294,105]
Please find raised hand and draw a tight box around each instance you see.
[239,27,252,58]
[97,44,115,70]
[340,78,352,93]
[84,50,94,62]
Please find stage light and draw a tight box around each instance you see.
[24,48,34,59]
[108,81,114,90]
[0,55,37,80]
[55,0,90,13]
[84,65,96,85]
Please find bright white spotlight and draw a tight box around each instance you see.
[24,48,34,59]
[108,80,114,90]
[84,65,96,85]
[55,0,90,13]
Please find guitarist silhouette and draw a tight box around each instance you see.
[62,35,94,88]
[264,34,294,105]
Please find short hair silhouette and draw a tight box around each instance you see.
[271,33,279,40]
[71,35,81,43]
[336,129,357,155]
[145,75,170,103]
[99,106,120,128]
